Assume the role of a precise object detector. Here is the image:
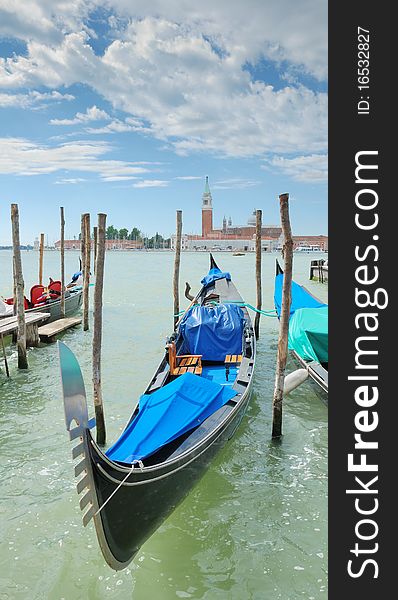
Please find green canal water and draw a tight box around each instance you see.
[0,250,328,599]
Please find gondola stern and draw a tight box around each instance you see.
[276,258,284,276]
[209,252,219,270]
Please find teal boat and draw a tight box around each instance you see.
[274,260,328,394]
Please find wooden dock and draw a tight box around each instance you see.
[1,312,50,376]
[38,316,82,343]
[1,312,50,341]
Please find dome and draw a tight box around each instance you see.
[247,209,256,227]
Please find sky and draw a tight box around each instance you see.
[0,1,327,245]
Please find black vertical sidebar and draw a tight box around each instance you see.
[329,1,395,597]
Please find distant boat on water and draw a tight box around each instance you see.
[294,245,323,252]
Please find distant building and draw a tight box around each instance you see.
[172,176,328,251]
[54,239,144,250]
[172,176,283,251]
[292,236,328,251]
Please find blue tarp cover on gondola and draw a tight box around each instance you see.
[180,303,244,361]
[201,267,231,287]
[105,373,237,463]
[274,273,327,317]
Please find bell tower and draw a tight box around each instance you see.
[201,175,213,238]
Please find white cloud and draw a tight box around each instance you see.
[263,154,328,182]
[0,90,74,108]
[54,177,86,184]
[174,176,202,180]
[132,179,168,188]
[213,179,261,190]
[85,119,140,134]
[101,175,138,181]
[0,3,327,159]
[0,1,327,79]
[116,0,328,80]
[0,0,91,44]
[0,137,153,179]
[50,105,110,125]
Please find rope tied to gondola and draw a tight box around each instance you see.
[94,459,144,517]
[237,303,278,317]
[174,302,277,318]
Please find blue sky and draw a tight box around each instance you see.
[0,1,327,245]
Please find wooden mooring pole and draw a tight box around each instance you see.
[82,213,90,331]
[173,210,182,329]
[1,334,10,377]
[85,214,91,323]
[254,209,262,340]
[60,207,65,318]
[13,256,17,316]
[80,213,86,265]
[93,226,98,275]
[11,204,28,369]
[93,213,107,445]
[272,193,293,438]
[39,233,45,286]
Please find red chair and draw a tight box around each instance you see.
[48,280,62,298]
[30,285,46,306]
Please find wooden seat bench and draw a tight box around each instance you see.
[166,341,202,376]
[224,354,242,382]
[225,354,243,364]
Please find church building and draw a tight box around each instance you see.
[172,176,283,251]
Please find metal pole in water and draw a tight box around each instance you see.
[93,213,107,445]
[173,210,182,330]
[11,204,28,369]
[272,193,293,437]
[60,207,65,318]
[254,209,262,340]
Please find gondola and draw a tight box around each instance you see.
[1,278,83,323]
[1,287,83,322]
[59,254,256,570]
[274,259,328,394]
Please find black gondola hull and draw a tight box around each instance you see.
[60,254,255,570]
[88,385,252,569]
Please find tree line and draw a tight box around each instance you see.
[105,226,171,249]
[106,226,141,240]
